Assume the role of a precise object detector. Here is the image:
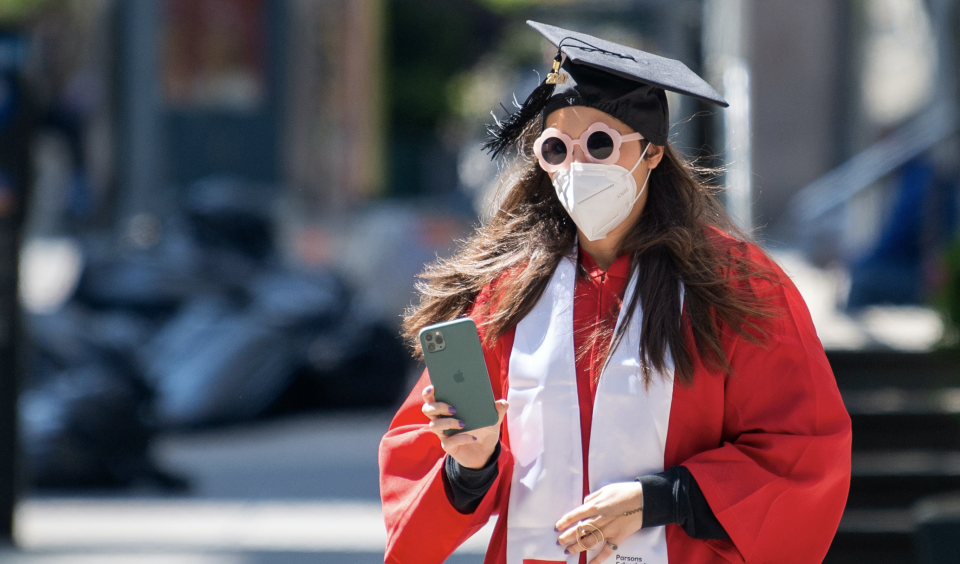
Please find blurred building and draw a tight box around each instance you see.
[22,0,385,248]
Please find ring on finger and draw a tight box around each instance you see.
[576,523,604,552]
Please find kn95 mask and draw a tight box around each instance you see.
[551,143,652,241]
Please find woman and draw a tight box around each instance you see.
[379,21,851,564]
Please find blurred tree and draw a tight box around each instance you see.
[386,0,503,196]
[0,0,55,23]
[475,0,576,15]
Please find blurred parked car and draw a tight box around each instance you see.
[20,177,411,489]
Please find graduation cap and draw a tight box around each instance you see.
[484,20,728,157]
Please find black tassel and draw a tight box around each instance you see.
[483,52,565,159]
[482,78,556,159]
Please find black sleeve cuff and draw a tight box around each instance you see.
[639,466,729,540]
[638,472,674,528]
[441,442,501,514]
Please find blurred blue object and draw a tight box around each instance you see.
[74,251,213,317]
[847,158,954,307]
[142,297,297,428]
[247,269,348,330]
[22,307,183,490]
[183,176,276,260]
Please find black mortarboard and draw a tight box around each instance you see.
[484,21,728,156]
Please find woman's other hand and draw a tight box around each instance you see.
[421,385,508,469]
[555,481,644,564]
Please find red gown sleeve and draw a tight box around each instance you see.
[379,284,512,564]
[679,249,852,563]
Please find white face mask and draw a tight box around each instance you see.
[551,144,652,241]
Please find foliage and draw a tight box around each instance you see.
[387,0,504,132]
[934,235,960,347]
[0,0,56,23]
[477,0,577,15]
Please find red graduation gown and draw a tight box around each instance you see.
[379,235,852,564]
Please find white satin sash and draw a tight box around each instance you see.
[505,252,674,564]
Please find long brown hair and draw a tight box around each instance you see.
[403,134,777,385]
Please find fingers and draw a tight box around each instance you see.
[428,416,464,436]
[421,386,456,420]
[421,401,456,420]
[556,501,601,533]
[557,516,612,549]
[587,541,615,564]
[559,524,620,562]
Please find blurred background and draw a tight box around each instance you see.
[0,0,957,562]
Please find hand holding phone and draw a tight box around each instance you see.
[421,384,507,470]
[419,318,507,469]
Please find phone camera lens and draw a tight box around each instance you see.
[435,335,444,345]
[425,334,433,341]
[427,343,436,352]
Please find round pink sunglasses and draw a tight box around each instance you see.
[533,122,644,172]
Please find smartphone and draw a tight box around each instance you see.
[419,318,499,436]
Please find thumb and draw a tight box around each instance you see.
[494,399,509,425]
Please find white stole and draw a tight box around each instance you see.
[505,252,674,564]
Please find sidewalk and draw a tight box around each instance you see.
[5,410,490,564]
[773,251,943,351]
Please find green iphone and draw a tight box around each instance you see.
[419,318,499,436]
